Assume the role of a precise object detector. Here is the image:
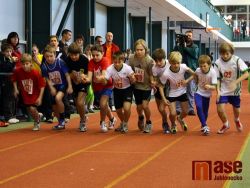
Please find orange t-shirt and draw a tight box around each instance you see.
[105,44,112,65]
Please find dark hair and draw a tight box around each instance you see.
[7,32,19,46]
[152,48,166,61]
[198,55,212,66]
[112,51,125,61]
[219,43,234,54]
[68,42,81,54]
[1,43,13,52]
[62,29,72,36]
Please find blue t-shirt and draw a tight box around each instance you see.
[41,58,68,87]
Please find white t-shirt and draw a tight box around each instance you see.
[160,64,190,97]
[152,60,170,77]
[195,67,217,97]
[214,55,248,96]
[105,63,134,89]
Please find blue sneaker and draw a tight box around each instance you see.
[53,120,65,130]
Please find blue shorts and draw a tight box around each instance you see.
[94,88,113,102]
[216,96,241,108]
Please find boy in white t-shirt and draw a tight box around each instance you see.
[159,51,195,134]
[194,55,217,135]
[214,43,249,134]
[97,51,135,133]
[151,48,171,134]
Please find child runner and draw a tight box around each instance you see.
[65,42,89,132]
[41,45,73,130]
[12,53,45,131]
[129,39,154,133]
[83,45,116,132]
[151,48,171,134]
[159,51,195,134]
[194,55,217,135]
[97,51,135,133]
[214,43,249,134]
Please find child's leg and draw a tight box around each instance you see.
[27,106,40,122]
[194,93,207,127]
[217,103,228,124]
[155,98,168,124]
[27,106,40,131]
[123,101,132,124]
[168,102,177,133]
[99,95,110,122]
[142,100,151,122]
[179,101,188,119]
[76,92,87,121]
[232,106,243,132]
[54,92,65,128]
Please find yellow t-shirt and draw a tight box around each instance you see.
[32,54,43,73]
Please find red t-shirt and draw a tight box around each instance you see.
[88,57,113,91]
[12,68,46,105]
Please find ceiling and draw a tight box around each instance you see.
[96,0,227,45]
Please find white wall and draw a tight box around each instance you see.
[0,0,25,43]
[162,21,168,53]
[52,0,74,41]
[235,48,250,61]
[95,3,107,40]
[211,0,250,6]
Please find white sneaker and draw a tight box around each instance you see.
[65,118,70,123]
[32,122,40,131]
[111,106,116,112]
[8,118,20,124]
[108,117,117,130]
[100,122,108,133]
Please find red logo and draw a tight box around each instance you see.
[192,161,212,180]
[192,161,243,181]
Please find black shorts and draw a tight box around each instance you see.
[133,88,151,105]
[167,93,188,103]
[154,87,167,100]
[73,83,88,95]
[113,87,133,109]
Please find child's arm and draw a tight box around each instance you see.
[13,81,19,98]
[35,87,45,106]
[228,71,249,91]
[182,68,195,86]
[128,72,136,83]
[216,79,221,102]
[65,73,73,94]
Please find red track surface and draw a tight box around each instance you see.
[0,81,249,188]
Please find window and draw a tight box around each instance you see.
[227,6,247,13]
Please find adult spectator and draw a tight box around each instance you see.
[75,34,85,53]
[95,36,103,45]
[241,19,247,39]
[59,29,72,55]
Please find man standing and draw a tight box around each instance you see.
[102,32,120,65]
[241,19,247,39]
[59,29,72,55]
[174,30,199,115]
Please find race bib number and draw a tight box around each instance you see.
[21,79,33,94]
[114,77,122,88]
[48,71,62,85]
[134,67,144,83]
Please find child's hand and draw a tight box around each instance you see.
[181,80,188,87]
[204,84,211,90]
[35,97,42,106]
[11,56,18,62]
[14,89,19,98]
[67,86,73,94]
[163,98,171,106]
[128,73,136,83]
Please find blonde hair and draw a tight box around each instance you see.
[21,53,32,64]
[134,39,149,55]
[198,55,211,66]
[168,51,182,63]
[43,45,56,55]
